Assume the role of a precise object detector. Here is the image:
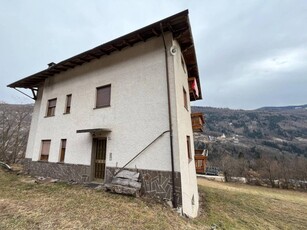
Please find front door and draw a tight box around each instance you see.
[93,138,107,181]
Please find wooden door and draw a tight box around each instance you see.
[93,138,107,181]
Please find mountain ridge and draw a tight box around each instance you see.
[191,104,307,158]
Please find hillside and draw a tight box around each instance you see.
[192,105,307,158]
[192,105,307,185]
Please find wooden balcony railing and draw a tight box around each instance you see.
[194,154,208,174]
[191,112,204,132]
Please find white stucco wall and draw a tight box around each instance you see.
[25,33,199,217]
[27,34,179,172]
[170,40,199,218]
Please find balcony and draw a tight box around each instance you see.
[194,149,208,174]
[191,112,204,132]
[188,77,200,101]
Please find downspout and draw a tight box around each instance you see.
[160,23,178,209]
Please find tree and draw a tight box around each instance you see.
[0,103,32,164]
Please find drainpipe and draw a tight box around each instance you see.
[160,23,178,209]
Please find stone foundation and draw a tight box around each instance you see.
[22,159,182,205]
[105,167,182,205]
[23,158,91,183]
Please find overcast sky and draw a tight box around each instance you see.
[1,0,306,109]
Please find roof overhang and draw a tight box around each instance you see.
[7,10,202,100]
[76,128,112,134]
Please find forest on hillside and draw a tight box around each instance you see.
[192,105,307,189]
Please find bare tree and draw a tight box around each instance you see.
[257,155,279,187]
[0,103,32,164]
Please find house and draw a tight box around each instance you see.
[8,10,202,218]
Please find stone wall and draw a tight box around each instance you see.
[23,158,91,183]
[106,167,182,205]
[22,159,182,205]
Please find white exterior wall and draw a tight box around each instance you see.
[171,40,199,218]
[26,34,179,172]
[25,33,199,217]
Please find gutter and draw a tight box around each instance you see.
[160,23,178,209]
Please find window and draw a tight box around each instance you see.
[187,136,192,160]
[59,139,66,162]
[183,87,188,110]
[187,136,192,159]
[65,94,72,114]
[40,140,51,161]
[46,98,57,116]
[96,85,111,108]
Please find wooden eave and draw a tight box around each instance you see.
[7,10,202,100]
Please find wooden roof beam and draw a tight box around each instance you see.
[187,64,197,71]
[88,53,100,59]
[110,44,121,51]
[123,39,133,47]
[62,63,75,68]
[151,28,159,36]
[137,34,145,41]
[78,57,91,63]
[53,66,67,72]
[167,23,174,33]
[48,69,60,74]
[98,49,110,55]
[181,44,194,53]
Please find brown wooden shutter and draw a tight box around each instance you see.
[60,139,66,162]
[96,85,111,108]
[41,140,51,155]
[41,140,51,161]
[183,87,188,109]
[66,95,71,113]
[49,99,57,107]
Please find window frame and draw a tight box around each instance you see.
[64,94,72,114]
[183,87,188,110]
[187,135,192,160]
[46,98,57,117]
[95,84,111,109]
[59,139,67,163]
[40,140,51,161]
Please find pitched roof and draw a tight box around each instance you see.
[8,10,202,99]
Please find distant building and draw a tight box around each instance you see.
[8,10,202,217]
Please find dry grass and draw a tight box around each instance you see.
[0,169,195,230]
[1,169,306,229]
[196,178,307,229]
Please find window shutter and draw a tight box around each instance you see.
[96,85,111,108]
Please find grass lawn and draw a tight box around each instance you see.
[1,169,306,229]
[196,178,307,230]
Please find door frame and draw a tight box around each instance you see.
[91,137,107,182]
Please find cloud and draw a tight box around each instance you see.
[1,0,307,109]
